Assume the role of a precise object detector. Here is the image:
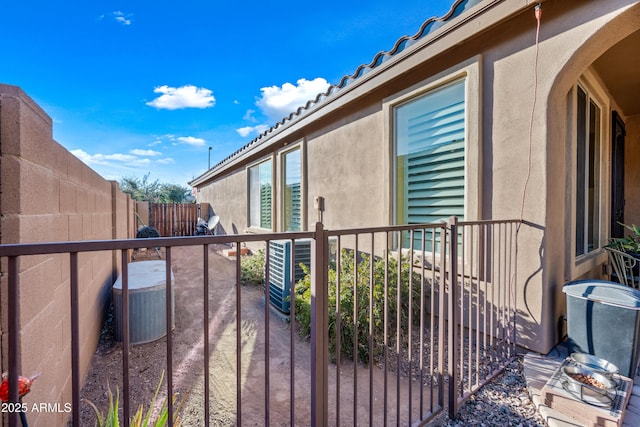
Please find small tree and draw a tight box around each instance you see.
[120,173,161,202]
[120,174,191,203]
[159,184,192,203]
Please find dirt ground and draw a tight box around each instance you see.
[79,245,429,426]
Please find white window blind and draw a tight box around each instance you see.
[283,149,301,231]
[249,160,272,229]
[395,80,466,227]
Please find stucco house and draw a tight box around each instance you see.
[189,0,640,354]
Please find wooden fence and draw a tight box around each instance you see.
[147,203,202,236]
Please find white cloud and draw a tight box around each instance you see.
[256,77,330,121]
[113,11,132,26]
[106,153,139,162]
[176,136,206,147]
[243,109,257,122]
[236,125,270,138]
[71,149,150,166]
[71,149,94,164]
[146,85,215,110]
[235,78,329,139]
[147,137,165,147]
[130,149,161,156]
[70,148,189,184]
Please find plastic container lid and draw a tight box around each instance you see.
[563,280,640,309]
[113,260,173,291]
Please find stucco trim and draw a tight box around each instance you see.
[382,56,483,225]
[276,140,306,232]
[542,1,640,284]
[568,71,612,279]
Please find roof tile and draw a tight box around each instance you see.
[199,0,481,181]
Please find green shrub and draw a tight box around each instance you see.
[607,223,640,253]
[294,249,429,364]
[240,249,265,286]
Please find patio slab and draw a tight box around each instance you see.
[524,342,640,426]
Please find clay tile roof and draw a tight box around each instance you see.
[194,0,479,184]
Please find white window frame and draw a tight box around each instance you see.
[384,57,482,229]
[569,71,610,276]
[247,157,274,231]
[279,142,306,232]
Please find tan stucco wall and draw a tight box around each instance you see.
[454,0,640,352]
[135,201,150,228]
[0,84,135,426]
[195,1,640,354]
[202,102,388,235]
[625,114,640,227]
[306,102,387,230]
[197,168,248,236]
[538,1,640,351]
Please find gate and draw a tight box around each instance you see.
[148,203,201,236]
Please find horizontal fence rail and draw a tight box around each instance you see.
[0,218,519,426]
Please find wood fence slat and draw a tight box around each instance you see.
[147,203,200,237]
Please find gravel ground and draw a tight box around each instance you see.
[429,356,546,426]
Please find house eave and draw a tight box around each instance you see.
[189,0,544,188]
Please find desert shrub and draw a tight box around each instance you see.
[84,371,183,427]
[240,249,265,286]
[294,249,429,364]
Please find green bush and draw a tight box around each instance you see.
[240,249,265,286]
[294,249,429,364]
[607,223,640,253]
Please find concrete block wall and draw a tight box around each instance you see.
[0,84,135,426]
[135,201,150,228]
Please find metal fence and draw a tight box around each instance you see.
[449,219,519,417]
[0,218,518,426]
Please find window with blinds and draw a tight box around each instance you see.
[395,80,465,248]
[249,160,272,229]
[283,148,302,232]
[575,84,601,257]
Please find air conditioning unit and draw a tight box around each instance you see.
[266,239,312,314]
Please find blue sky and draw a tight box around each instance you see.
[1,1,454,187]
